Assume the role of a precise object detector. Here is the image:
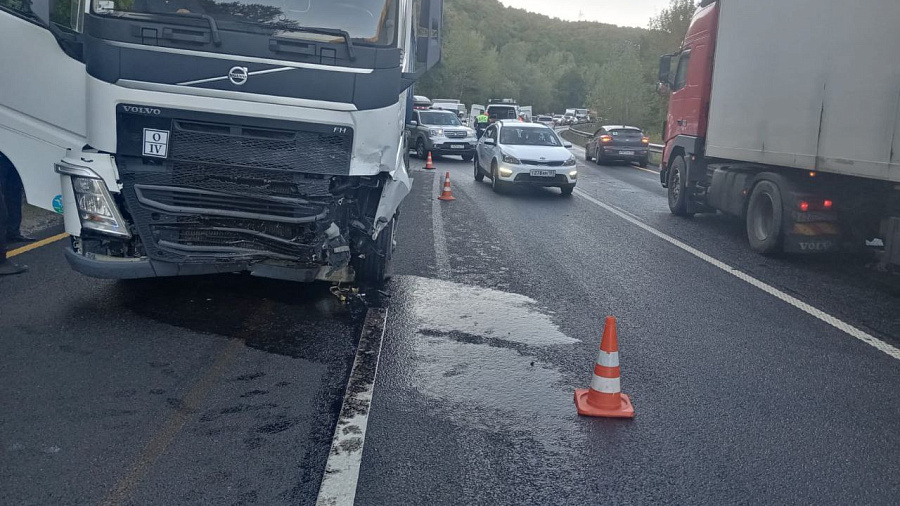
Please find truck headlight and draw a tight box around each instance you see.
[71,176,130,238]
[429,128,444,137]
[502,153,521,165]
[563,156,577,166]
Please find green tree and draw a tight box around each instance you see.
[647,0,697,51]
[588,43,651,126]
[418,0,686,132]
[557,69,587,111]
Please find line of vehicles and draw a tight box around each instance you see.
[404,98,578,195]
[411,95,590,128]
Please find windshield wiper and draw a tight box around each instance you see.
[272,27,356,62]
[113,11,221,47]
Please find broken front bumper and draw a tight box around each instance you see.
[65,246,352,282]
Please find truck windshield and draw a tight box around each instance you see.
[93,0,397,46]
[488,106,517,120]
[419,112,461,126]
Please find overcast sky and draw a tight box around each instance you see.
[498,0,674,28]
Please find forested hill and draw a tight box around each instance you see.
[417,0,695,136]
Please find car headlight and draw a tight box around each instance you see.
[563,156,577,166]
[498,167,514,177]
[429,128,444,137]
[71,176,130,238]
[501,153,521,165]
[568,170,578,178]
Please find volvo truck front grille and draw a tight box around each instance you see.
[170,121,352,175]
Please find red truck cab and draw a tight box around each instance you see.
[660,0,719,185]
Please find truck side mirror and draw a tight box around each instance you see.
[658,54,672,85]
[407,121,418,128]
[416,0,443,71]
[401,0,443,91]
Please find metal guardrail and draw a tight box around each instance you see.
[567,127,664,154]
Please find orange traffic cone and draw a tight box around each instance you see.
[574,316,635,418]
[425,151,436,170]
[437,172,456,201]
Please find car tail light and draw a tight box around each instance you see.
[823,199,833,210]
[799,201,810,212]
[641,136,650,144]
[600,135,613,143]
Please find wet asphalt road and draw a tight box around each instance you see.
[357,152,900,505]
[2,147,900,505]
[1,244,362,505]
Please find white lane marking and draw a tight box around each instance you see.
[574,188,900,362]
[432,171,451,279]
[316,308,388,506]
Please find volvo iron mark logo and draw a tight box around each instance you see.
[228,66,249,86]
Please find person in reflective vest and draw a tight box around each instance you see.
[475,113,489,138]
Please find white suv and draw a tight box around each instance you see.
[474,121,577,195]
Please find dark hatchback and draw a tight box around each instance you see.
[585,125,650,167]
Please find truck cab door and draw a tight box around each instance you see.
[0,0,87,213]
[666,49,693,143]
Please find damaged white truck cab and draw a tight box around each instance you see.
[0,0,442,283]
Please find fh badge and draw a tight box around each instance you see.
[143,128,170,158]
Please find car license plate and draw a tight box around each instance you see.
[451,144,465,149]
[619,150,634,156]
[530,169,554,177]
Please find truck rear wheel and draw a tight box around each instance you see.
[667,156,692,216]
[746,180,784,255]
[356,218,395,285]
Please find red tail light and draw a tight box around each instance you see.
[823,199,833,210]
[799,201,810,212]
[600,135,613,143]
[641,136,650,144]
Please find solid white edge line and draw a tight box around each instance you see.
[432,171,452,279]
[573,188,900,361]
[316,307,388,506]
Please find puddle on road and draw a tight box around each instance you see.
[392,276,588,452]
[409,277,577,347]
